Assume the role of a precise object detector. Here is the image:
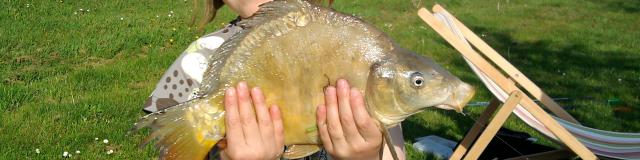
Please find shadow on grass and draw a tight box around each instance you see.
[402,110,474,143]
[586,0,640,13]
[433,25,640,131]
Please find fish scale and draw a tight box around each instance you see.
[133,0,475,159]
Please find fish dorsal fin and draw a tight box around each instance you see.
[308,0,334,7]
[197,0,314,94]
[237,0,312,29]
[283,144,322,159]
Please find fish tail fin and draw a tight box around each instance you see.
[132,98,225,160]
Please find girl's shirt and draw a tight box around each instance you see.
[143,23,243,113]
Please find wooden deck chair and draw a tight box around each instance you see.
[416,5,599,160]
[418,5,640,160]
[420,5,640,159]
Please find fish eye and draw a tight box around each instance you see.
[410,72,424,88]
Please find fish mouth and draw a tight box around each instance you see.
[436,82,475,113]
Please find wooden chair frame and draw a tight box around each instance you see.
[416,5,598,160]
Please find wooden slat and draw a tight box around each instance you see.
[518,95,597,159]
[430,5,579,124]
[463,91,522,160]
[449,98,502,160]
[417,8,519,94]
[417,8,597,160]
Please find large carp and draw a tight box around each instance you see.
[133,0,475,159]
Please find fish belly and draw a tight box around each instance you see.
[217,22,376,145]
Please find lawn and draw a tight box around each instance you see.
[1,0,638,159]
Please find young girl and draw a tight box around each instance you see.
[143,0,405,159]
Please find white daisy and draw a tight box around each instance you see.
[35,149,40,154]
[103,139,109,144]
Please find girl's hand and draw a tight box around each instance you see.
[221,82,285,160]
[317,79,384,160]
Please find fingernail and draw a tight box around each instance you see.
[350,88,359,96]
[316,105,325,114]
[271,105,281,116]
[226,87,235,95]
[338,79,346,86]
[238,81,247,88]
[325,86,335,93]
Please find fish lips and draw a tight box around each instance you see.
[435,104,464,113]
[435,83,475,113]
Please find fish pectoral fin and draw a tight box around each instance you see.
[282,144,321,159]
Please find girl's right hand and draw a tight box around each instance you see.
[221,82,285,160]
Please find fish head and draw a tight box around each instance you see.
[366,46,475,125]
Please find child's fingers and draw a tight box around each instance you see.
[324,86,347,149]
[224,87,243,144]
[316,104,333,152]
[270,105,285,149]
[251,87,274,144]
[236,82,261,144]
[336,79,364,144]
[350,88,381,141]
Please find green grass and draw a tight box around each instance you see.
[1,0,639,159]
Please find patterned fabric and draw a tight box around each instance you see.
[143,22,243,113]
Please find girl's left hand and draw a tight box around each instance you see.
[316,79,384,160]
